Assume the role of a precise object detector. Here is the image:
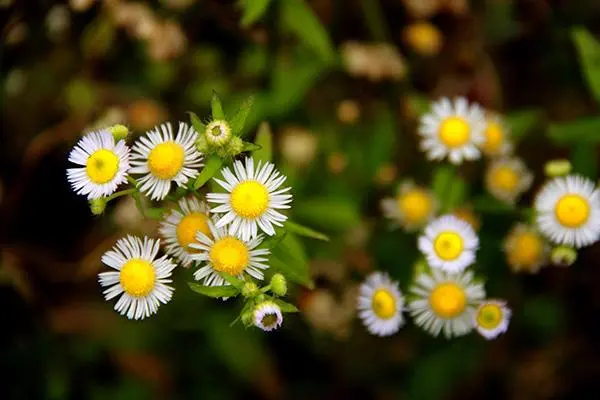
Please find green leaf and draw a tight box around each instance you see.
[547,117,600,144]
[252,122,272,163]
[279,0,335,63]
[270,56,325,116]
[193,154,224,190]
[229,95,255,136]
[272,298,299,313]
[571,141,597,179]
[240,0,272,27]
[284,220,329,241]
[188,111,206,133]
[293,197,360,232]
[472,194,515,214]
[219,272,245,289]
[572,27,600,106]
[146,207,165,220]
[211,90,225,120]
[506,109,543,141]
[270,233,313,288]
[446,176,467,211]
[188,282,239,298]
[242,142,262,152]
[431,165,454,199]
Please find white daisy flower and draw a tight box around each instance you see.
[130,122,203,201]
[207,157,293,242]
[480,113,513,157]
[189,219,270,288]
[418,97,486,165]
[474,299,511,340]
[253,301,283,331]
[380,180,438,231]
[98,235,176,320]
[159,196,212,268]
[504,223,549,274]
[67,129,130,200]
[535,174,600,248]
[485,157,533,204]
[357,272,405,337]
[408,269,486,339]
[418,215,479,273]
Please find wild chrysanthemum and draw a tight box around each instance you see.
[380,180,438,231]
[357,272,405,337]
[408,269,485,339]
[67,129,130,199]
[98,235,176,320]
[207,157,292,241]
[159,197,212,268]
[504,223,549,273]
[253,301,283,331]
[480,114,512,157]
[485,157,533,204]
[418,97,485,164]
[189,219,270,288]
[474,299,511,340]
[535,175,600,248]
[418,215,479,273]
[130,122,203,200]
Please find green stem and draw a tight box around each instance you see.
[132,191,147,218]
[358,0,389,42]
[260,285,272,293]
[106,188,137,202]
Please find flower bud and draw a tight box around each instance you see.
[550,245,577,267]
[205,120,232,147]
[242,282,259,297]
[89,197,106,215]
[544,159,571,178]
[195,135,209,153]
[270,273,287,296]
[110,124,129,141]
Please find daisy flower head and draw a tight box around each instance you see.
[189,218,270,288]
[98,235,176,320]
[159,197,212,268]
[408,269,485,339]
[534,174,600,248]
[480,113,513,157]
[357,272,405,337]
[418,215,479,273]
[474,299,511,340]
[418,97,486,165]
[504,223,549,274]
[130,122,203,201]
[253,301,283,332]
[380,180,438,231]
[207,157,292,241]
[67,129,130,199]
[485,157,533,204]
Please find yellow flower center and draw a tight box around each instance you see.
[429,283,467,319]
[371,289,397,319]
[260,313,279,328]
[230,180,269,219]
[148,142,185,180]
[86,149,119,184]
[508,231,543,267]
[433,232,464,261]
[119,259,156,297]
[476,304,503,330]
[398,189,433,225]
[483,120,504,154]
[439,117,470,148]
[209,237,249,276]
[176,212,211,251]
[555,194,590,228]
[491,166,519,192]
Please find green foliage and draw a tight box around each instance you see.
[193,154,224,190]
[188,282,239,298]
[211,91,226,120]
[292,197,361,232]
[240,0,272,27]
[283,220,329,242]
[252,122,273,163]
[572,27,600,105]
[547,117,600,144]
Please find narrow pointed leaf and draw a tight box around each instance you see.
[253,122,272,163]
[240,0,272,27]
[211,90,225,120]
[188,111,206,133]
[193,154,224,190]
[230,95,255,136]
[188,282,239,298]
[242,142,262,152]
[272,298,299,313]
[219,272,245,289]
[284,220,329,241]
[572,27,600,105]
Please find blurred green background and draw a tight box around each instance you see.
[3,0,600,399]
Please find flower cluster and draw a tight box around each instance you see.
[358,97,600,340]
[66,94,309,331]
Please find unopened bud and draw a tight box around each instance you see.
[205,120,232,147]
[89,197,106,215]
[242,282,259,297]
[550,245,577,267]
[109,124,129,141]
[544,159,571,178]
[270,273,287,296]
